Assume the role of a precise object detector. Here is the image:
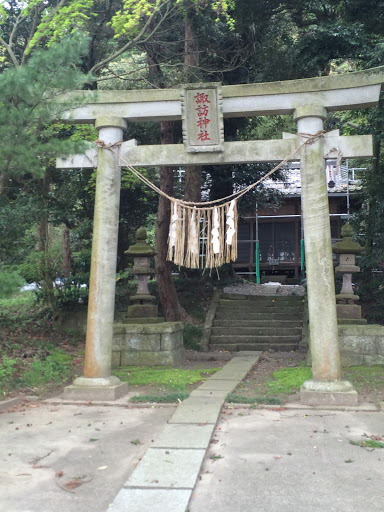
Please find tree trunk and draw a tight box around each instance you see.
[35,167,54,306]
[209,167,233,201]
[182,165,202,279]
[155,123,190,321]
[62,224,71,278]
[145,29,190,322]
[182,5,202,279]
[155,161,190,319]
[365,136,381,263]
[184,6,199,81]
[183,6,202,206]
[0,156,13,196]
[184,165,202,202]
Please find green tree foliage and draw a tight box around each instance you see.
[0,1,95,65]
[0,34,92,307]
[110,0,236,37]
[2,0,384,316]
[0,34,91,188]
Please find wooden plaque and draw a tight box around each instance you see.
[181,83,224,153]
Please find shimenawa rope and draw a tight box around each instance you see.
[95,130,326,269]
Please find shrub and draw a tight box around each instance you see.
[0,271,25,299]
[0,356,17,395]
[183,324,203,351]
[22,350,71,388]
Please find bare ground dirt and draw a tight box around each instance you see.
[233,350,384,405]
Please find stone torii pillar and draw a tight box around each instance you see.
[294,105,357,405]
[63,117,128,400]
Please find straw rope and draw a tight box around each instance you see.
[95,130,326,268]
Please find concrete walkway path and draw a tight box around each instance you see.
[0,401,173,512]
[4,352,383,512]
[109,352,261,512]
[190,407,384,512]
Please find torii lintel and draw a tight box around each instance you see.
[56,132,373,169]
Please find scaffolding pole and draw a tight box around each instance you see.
[300,194,305,281]
[346,159,350,221]
[255,203,260,284]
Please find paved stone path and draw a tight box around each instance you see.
[109,352,261,512]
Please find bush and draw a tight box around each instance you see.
[54,282,89,310]
[22,350,71,388]
[0,271,25,299]
[183,324,203,351]
[0,356,17,395]
[355,275,384,324]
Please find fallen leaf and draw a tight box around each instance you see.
[56,471,64,478]
[65,480,83,491]
[210,455,224,461]
[97,466,108,470]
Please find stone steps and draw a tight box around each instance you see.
[222,294,303,302]
[215,312,301,321]
[210,335,301,345]
[211,326,301,336]
[210,343,300,352]
[209,292,304,352]
[219,298,303,306]
[217,307,303,315]
[213,319,302,328]
[218,304,303,312]
[219,301,303,310]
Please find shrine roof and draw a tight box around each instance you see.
[262,161,363,196]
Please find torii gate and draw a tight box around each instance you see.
[57,67,384,404]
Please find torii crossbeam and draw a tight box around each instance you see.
[56,67,384,404]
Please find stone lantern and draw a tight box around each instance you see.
[112,227,184,367]
[332,223,364,320]
[124,227,163,323]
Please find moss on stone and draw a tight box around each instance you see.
[125,227,155,256]
[333,224,364,254]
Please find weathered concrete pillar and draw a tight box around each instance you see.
[294,105,357,405]
[63,117,128,400]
